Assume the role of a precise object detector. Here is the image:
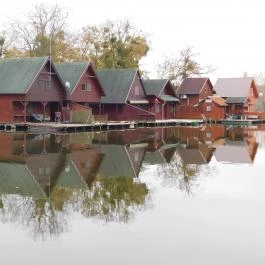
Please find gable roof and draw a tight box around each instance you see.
[143,79,169,96]
[177,77,212,95]
[55,62,105,95]
[96,69,138,103]
[214,77,259,98]
[0,56,49,94]
[210,96,228,106]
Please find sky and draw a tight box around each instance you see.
[1,0,265,82]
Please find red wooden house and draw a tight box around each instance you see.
[176,77,214,119]
[194,95,227,120]
[0,57,69,123]
[213,77,259,118]
[96,69,154,121]
[143,79,179,119]
[55,62,105,121]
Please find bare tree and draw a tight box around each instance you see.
[9,3,68,57]
[157,46,215,86]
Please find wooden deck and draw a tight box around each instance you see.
[2,118,265,133]
[0,119,203,133]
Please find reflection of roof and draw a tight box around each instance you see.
[99,145,136,178]
[214,78,257,98]
[0,162,46,199]
[177,144,214,164]
[144,150,166,165]
[0,57,48,94]
[214,144,253,164]
[144,144,178,165]
[57,161,88,189]
[97,69,137,103]
[177,78,211,95]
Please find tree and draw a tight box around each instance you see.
[8,3,78,61]
[0,30,13,58]
[157,46,215,86]
[79,19,150,69]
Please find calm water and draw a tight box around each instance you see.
[1,125,265,264]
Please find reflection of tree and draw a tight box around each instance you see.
[157,153,216,194]
[0,176,149,240]
[79,177,149,223]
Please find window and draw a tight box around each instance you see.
[81,83,92,91]
[155,104,160,113]
[206,105,211,112]
[135,85,139,95]
[206,132,212,138]
[38,80,51,90]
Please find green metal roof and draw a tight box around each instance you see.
[143,79,168,96]
[99,145,136,178]
[225,97,247,104]
[159,95,179,102]
[0,162,46,199]
[0,56,48,94]
[97,69,137,103]
[55,62,89,93]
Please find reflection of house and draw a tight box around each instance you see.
[213,77,259,116]
[177,143,214,165]
[97,69,154,121]
[144,144,178,165]
[214,127,258,164]
[69,146,104,186]
[0,162,47,199]
[0,57,68,123]
[98,144,146,178]
[143,79,179,119]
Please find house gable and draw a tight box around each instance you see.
[55,62,105,103]
[71,64,105,103]
[26,59,67,102]
[126,71,146,102]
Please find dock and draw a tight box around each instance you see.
[0,119,203,133]
[1,118,265,133]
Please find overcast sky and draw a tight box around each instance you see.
[0,0,265,81]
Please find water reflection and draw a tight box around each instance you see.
[0,125,260,239]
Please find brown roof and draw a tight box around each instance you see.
[213,77,259,98]
[210,96,227,106]
[177,77,212,95]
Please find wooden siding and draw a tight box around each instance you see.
[101,104,154,121]
[70,66,103,103]
[26,63,66,102]
[126,72,146,101]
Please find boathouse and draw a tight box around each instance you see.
[143,79,179,119]
[96,69,154,121]
[55,62,105,122]
[213,77,259,118]
[176,77,214,119]
[0,57,69,123]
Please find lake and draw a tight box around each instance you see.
[0,125,265,265]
